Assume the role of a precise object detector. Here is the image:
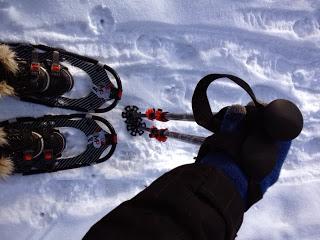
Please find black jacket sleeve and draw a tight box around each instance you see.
[83,164,245,240]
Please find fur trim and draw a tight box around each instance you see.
[0,44,18,75]
[229,104,247,115]
[0,156,14,178]
[0,81,15,97]
[0,128,8,146]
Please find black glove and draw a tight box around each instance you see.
[197,103,292,208]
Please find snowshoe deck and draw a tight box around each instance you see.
[2,42,122,113]
[0,114,117,175]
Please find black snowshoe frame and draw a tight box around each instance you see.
[2,42,122,113]
[0,114,117,175]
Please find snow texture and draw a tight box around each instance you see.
[0,0,319,239]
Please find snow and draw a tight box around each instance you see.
[0,0,319,239]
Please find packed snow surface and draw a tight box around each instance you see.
[0,0,320,239]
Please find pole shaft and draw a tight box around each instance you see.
[165,113,195,121]
[164,130,205,145]
[141,126,205,145]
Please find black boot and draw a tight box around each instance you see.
[40,51,74,97]
[35,129,66,171]
[3,49,74,97]
[6,59,51,95]
[0,127,66,173]
[0,128,44,174]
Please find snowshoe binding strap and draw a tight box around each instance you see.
[33,130,66,171]
[5,50,51,95]
[40,51,74,97]
[51,51,61,74]
[0,129,45,165]
[30,50,40,73]
[40,129,66,157]
[29,50,51,93]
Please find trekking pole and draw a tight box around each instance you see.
[141,125,205,145]
[123,74,303,145]
[122,106,206,145]
[122,106,199,123]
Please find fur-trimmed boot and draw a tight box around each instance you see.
[0,44,74,98]
[0,128,14,178]
[0,44,18,97]
[0,127,66,178]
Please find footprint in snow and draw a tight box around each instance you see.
[136,34,198,61]
[38,211,57,227]
[293,17,319,38]
[161,82,185,107]
[136,35,161,58]
[53,20,92,36]
[0,1,22,31]
[88,5,115,35]
[251,84,293,103]
[303,137,320,155]
[292,69,320,92]
[0,1,10,8]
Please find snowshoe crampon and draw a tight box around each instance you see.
[1,42,122,112]
[0,114,117,175]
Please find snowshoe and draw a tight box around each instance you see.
[0,42,122,112]
[0,114,117,176]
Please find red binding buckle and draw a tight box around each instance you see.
[23,152,33,161]
[30,63,40,72]
[44,150,53,161]
[51,64,61,72]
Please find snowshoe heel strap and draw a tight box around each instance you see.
[30,50,40,73]
[51,51,61,73]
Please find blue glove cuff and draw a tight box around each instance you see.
[200,152,248,200]
[200,140,291,201]
[260,140,291,194]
